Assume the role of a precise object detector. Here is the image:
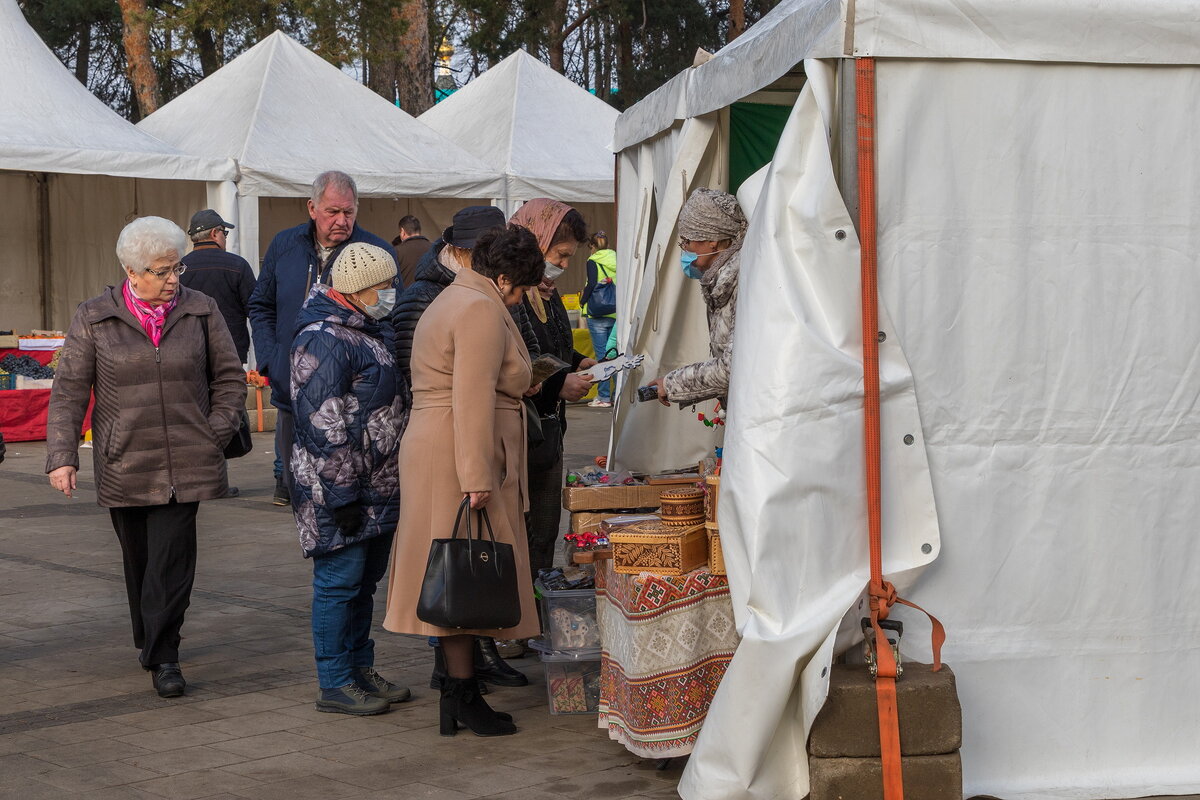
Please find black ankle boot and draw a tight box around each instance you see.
[440,677,516,737]
[431,646,491,696]
[474,637,530,687]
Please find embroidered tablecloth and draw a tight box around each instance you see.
[596,560,739,758]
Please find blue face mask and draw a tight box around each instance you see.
[680,251,704,280]
[360,287,396,320]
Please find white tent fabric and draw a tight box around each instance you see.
[614,0,1200,150]
[137,31,504,271]
[138,31,501,200]
[677,60,939,800]
[0,0,234,182]
[419,50,619,212]
[613,4,1200,800]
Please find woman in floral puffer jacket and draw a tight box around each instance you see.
[289,243,410,717]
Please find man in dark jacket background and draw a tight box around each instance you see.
[249,171,398,506]
[391,214,431,289]
[180,209,255,364]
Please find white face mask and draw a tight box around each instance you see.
[359,287,396,319]
[543,261,565,282]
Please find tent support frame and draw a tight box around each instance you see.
[36,172,52,330]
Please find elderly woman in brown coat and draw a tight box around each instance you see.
[384,224,545,737]
[46,216,245,699]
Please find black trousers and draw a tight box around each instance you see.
[525,448,564,583]
[109,500,199,667]
[275,408,295,492]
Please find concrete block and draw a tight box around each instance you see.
[809,751,962,800]
[248,406,277,433]
[245,384,271,410]
[808,663,961,758]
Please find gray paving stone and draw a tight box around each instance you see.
[35,761,165,793]
[129,767,262,800]
[120,744,250,776]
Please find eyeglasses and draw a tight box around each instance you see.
[144,263,187,279]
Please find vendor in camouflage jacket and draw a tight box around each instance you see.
[650,188,749,407]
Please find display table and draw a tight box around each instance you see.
[596,560,739,758]
[1,349,56,441]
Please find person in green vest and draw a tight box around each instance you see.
[580,231,618,407]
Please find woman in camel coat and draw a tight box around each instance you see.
[384,224,544,737]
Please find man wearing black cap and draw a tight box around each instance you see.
[181,209,256,365]
[181,209,255,500]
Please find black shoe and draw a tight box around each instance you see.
[316,683,390,716]
[352,666,411,703]
[149,663,186,698]
[474,637,530,687]
[430,645,492,696]
[272,477,290,506]
[439,677,516,737]
[223,486,240,498]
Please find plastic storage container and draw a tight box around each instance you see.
[541,650,602,714]
[536,579,600,652]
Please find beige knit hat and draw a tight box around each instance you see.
[331,243,397,294]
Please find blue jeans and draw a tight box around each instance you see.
[311,532,394,689]
[586,316,616,402]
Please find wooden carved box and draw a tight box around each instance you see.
[610,520,707,576]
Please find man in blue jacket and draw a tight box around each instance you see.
[249,171,399,506]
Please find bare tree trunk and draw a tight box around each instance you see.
[194,26,220,76]
[729,0,745,41]
[396,0,433,113]
[117,0,161,117]
[548,0,567,73]
[74,21,91,85]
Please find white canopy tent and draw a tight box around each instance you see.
[137,31,505,271]
[612,1,1200,799]
[419,50,619,292]
[0,0,236,331]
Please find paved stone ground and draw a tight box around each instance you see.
[4,406,1196,800]
[0,406,694,799]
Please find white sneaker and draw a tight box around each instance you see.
[588,399,613,408]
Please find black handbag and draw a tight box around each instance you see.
[200,316,253,459]
[417,497,522,630]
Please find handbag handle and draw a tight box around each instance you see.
[450,496,504,577]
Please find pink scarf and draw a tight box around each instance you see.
[123,280,176,347]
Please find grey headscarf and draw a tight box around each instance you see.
[677,188,748,244]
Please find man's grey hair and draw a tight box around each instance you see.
[311,171,359,206]
[190,228,217,244]
[116,216,187,273]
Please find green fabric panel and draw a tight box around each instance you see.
[729,101,793,194]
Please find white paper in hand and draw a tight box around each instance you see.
[586,353,645,383]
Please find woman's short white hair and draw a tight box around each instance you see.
[116,216,187,273]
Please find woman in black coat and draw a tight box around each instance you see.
[510,200,595,584]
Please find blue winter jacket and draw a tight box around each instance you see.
[249,221,398,412]
[289,287,404,558]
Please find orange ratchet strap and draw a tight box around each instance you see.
[855,57,947,800]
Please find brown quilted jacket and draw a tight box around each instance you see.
[46,285,246,507]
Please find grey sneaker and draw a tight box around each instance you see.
[316,682,390,715]
[353,666,412,703]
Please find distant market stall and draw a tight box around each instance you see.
[0,0,236,335]
[419,49,619,294]
[138,31,505,271]
[609,1,1200,799]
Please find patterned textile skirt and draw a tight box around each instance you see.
[596,560,740,758]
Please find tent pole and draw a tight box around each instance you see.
[36,173,52,330]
